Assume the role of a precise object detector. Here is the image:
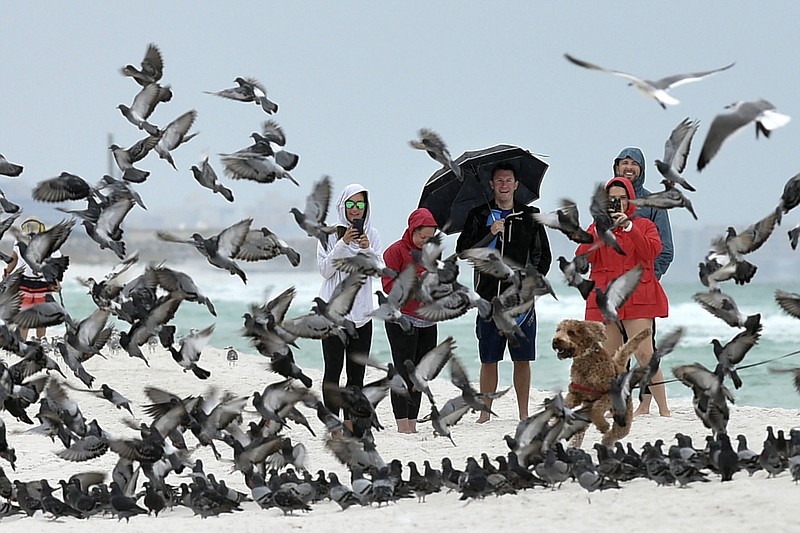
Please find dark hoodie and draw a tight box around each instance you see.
[382,208,439,318]
[613,147,674,279]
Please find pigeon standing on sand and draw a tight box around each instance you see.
[697,99,790,171]
[564,53,734,109]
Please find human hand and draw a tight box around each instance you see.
[611,211,631,230]
[343,226,359,244]
[358,234,370,249]
[490,219,505,235]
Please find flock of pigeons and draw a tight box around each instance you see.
[0,44,800,522]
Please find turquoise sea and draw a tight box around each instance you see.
[58,263,800,410]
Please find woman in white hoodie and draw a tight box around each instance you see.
[317,183,383,427]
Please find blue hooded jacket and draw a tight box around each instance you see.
[613,147,673,279]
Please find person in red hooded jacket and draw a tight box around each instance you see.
[576,177,670,417]
[381,207,439,433]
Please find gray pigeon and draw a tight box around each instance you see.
[154,110,198,170]
[776,172,800,224]
[0,154,23,177]
[693,289,757,328]
[235,227,300,267]
[290,175,336,245]
[697,99,790,171]
[370,264,417,332]
[157,218,252,283]
[558,254,594,300]
[121,43,164,86]
[654,117,699,191]
[629,179,698,220]
[221,152,298,186]
[712,315,762,389]
[409,128,462,179]
[109,136,158,183]
[595,264,643,334]
[405,336,456,406]
[534,199,594,244]
[190,157,233,202]
[205,77,278,114]
[117,82,169,136]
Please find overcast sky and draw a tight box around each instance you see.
[2,2,799,264]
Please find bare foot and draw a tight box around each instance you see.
[476,414,490,424]
[659,409,671,417]
[633,407,650,417]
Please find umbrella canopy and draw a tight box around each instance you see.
[418,144,548,234]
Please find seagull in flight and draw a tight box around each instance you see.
[564,53,734,109]
[697,99,790,171]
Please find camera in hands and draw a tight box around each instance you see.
[609,198,622,214]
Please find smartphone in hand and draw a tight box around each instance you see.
[352,218,364,236]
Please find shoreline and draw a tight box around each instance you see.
[1,345,799,532]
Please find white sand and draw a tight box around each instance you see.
[1,344,798,533]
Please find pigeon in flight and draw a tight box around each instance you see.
[533,199,593,244]
[109,136,158,183]
[588,183,625,255]
[221,152,298,186]
[154,110,198,170]
[290,175,336,245]
[654,117,699,191]
[595,265,643,334]
[157,218,252,283]
[775,172,800,224]
[117,83,170,136]
[0,154,23,177]
[121,43,164,87]
[629,179,698,220]
[190,157,234,202]
[712,315,762,389]
[409,129,462,180]
[205,77,278,114]
[236,226,301,267]
[564,53,734,109]
[697,99,790,171]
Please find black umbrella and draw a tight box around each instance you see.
[417,144,548,235]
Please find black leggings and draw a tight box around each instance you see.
[385,321,437,421]
[321,321,372,418]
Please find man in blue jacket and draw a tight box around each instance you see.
[613,147,673,279]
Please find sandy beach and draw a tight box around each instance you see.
[1,343,798,533]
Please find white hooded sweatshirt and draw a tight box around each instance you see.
[317,183,384,328]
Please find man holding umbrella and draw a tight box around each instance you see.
[456,162,551,423]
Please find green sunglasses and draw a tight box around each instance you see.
[345,200,366,209]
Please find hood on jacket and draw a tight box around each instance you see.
[613,147,646,192]
[401,208,438,249]
[335,183,371,230]
[606,177,637,218]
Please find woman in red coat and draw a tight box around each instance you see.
[576,177,670,417]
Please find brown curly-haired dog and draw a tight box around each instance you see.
[552,319,651,446]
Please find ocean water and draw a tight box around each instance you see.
[57,262,800,410]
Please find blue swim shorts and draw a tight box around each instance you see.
[475,309,537,363]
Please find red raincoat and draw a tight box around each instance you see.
[382,208,438,318]
[576,178,669,321]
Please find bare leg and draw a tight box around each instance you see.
[513,361,531,420]
[621,318,669,417]
[648,369,671,416]
[407,419,417,433]
[477,362,498,423]
[396,418,409,433]
[19,327,29,341]
[36,327,46,339]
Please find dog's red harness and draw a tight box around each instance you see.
[569,382,608,397]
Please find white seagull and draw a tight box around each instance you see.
[697,99,791,171]
[564,53,734,109]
